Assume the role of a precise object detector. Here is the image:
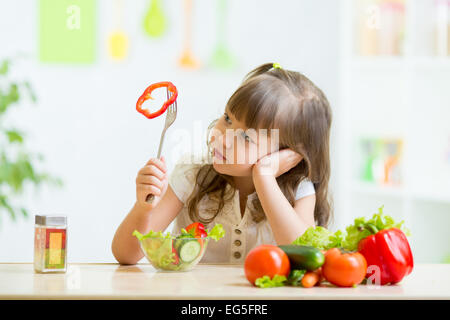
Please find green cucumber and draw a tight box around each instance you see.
[174,238,185,252]
[178,240,202,263]
[278,245,324,271]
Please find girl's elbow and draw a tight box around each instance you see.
[111,243,139,265]
[112,251,139,265]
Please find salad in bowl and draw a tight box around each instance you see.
[133,222,225,271]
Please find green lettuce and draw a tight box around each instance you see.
[207,224,225,241]
[133,223,225,242]
[291,205,410,252]
[255,275,287,288]
[132,229,173,241]
[254,269,308,288]
[341,205,411,251]
[150,238,176,267]
[292,226,343,250]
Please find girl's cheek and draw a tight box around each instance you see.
[210,123,224,139]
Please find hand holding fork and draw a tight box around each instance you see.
[135,87,178,207]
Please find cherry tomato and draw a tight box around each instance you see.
[244,245,290,286]
[322,248,367,287]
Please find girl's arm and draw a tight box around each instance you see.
[111,185,184,265]
[253,174,316,245]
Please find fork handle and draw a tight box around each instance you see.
[145,128,167,204]
[146,87,172,204]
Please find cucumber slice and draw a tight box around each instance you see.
[178,240,201,263]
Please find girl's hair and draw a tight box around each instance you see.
[186,62,333,228]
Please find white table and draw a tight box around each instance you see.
[0,263,449,300]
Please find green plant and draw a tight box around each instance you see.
[0,58,62,225]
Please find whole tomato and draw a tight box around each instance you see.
[322,248,367,287]
[244,245,290,286]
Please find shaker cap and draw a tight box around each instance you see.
[35,215,67,226]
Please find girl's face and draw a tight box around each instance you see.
[209,108,278,177]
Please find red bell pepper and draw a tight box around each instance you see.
[185,222,207,238]
[136,81,178,119]
[171,245,180,265]
[184,222,207,251]
[358,227,413,285]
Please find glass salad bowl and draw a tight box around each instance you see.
[133,223,224,272]
[138,236,210,272]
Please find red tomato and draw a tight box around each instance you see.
[244,245,290,285]
[322,248,367,287]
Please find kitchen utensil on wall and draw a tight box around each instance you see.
[108,0,128,61]
[210,0,236,70]
[178,0,200,69]
[143,0,166,38]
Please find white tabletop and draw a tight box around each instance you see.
[0,263,449,300]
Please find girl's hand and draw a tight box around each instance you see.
[253,149,303,178]
[135,157,168,208]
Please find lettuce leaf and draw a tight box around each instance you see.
[132,229,173,240]
[207,224,225,241]
[292,206,411,251]
[133,223,225,242]
[254,275,287,288]
[341,205,411,251]
[292,226,343,250]
[149,238,176,267]
[178,227,197,239]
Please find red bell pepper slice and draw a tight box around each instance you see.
[171,245,180,265]
[185,222,207,251]
[136,81,178,119]
[358,227,414,285]
[185,222,207,238]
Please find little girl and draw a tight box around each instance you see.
[112,62,332,265]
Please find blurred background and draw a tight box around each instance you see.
[0,0,449,264]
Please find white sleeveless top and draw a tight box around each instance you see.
[168,153,315,264]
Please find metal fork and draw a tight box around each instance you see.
[146,88,178,204]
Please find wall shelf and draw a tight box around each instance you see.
[338,0,450,263]
[350,56,450,70]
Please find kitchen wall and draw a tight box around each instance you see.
[0,0,340,262]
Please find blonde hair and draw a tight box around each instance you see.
[186,63,333,227]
